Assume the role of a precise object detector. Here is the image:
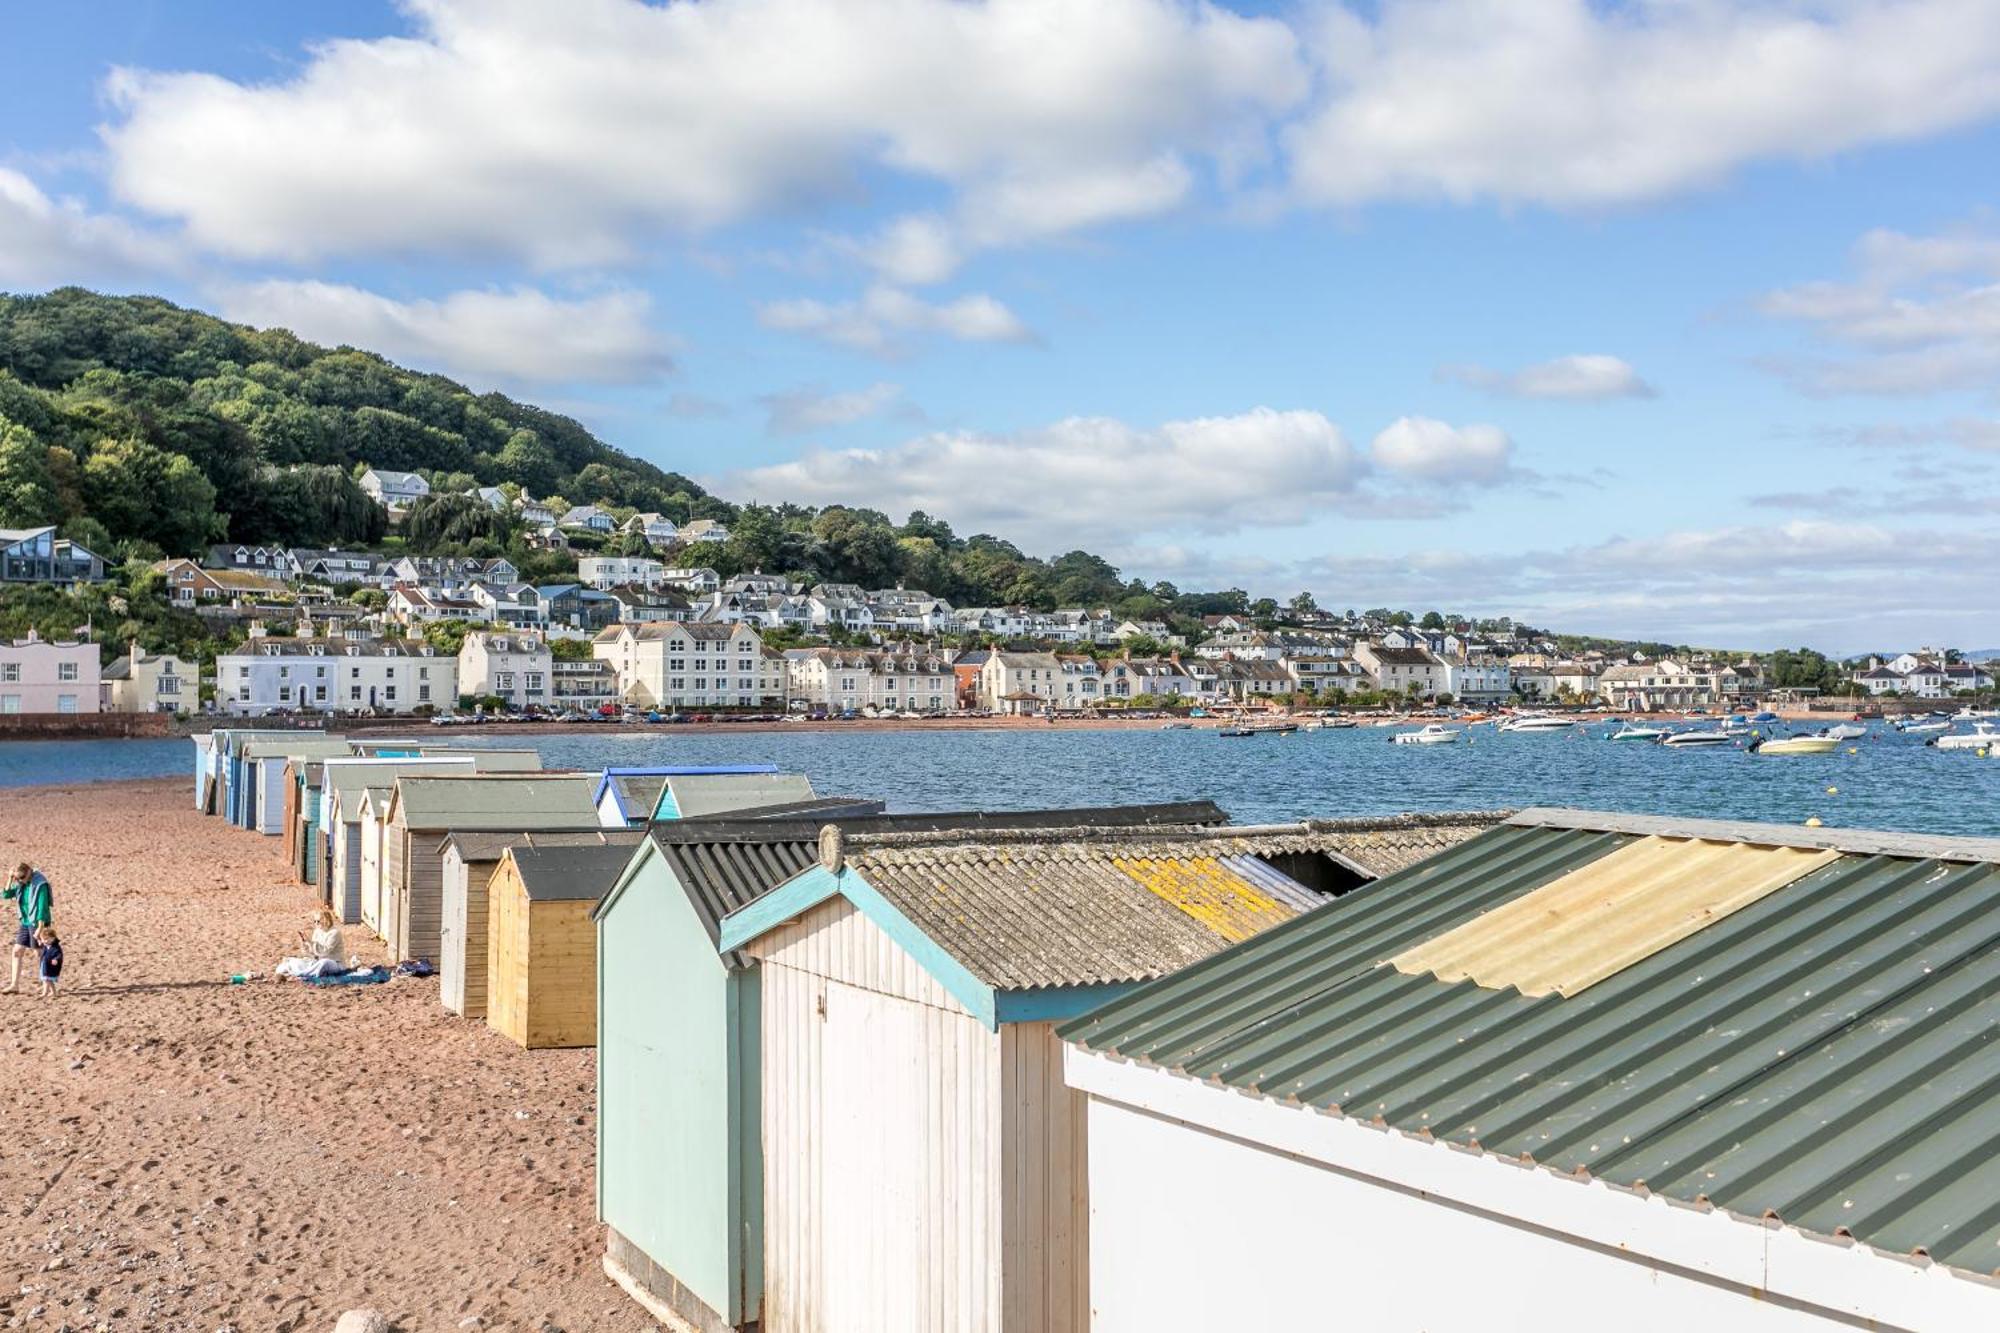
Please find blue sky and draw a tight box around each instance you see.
[5,0,2000,653]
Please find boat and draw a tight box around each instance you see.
[1749,735,1840,755]
[1719,716,1752,735]
[1322,717,1358,729]
[1217,726,1260,738]
[1391,724,1461,745]
[1661,730,1734,748]
[1929,722,2000,751]
[1159,721,1192,731]
[1823,722,1867,741]
[1607,724,1670,742]
[1499,714,1576,733]
[1897,719,1951,734]
[1750,711,1779,723]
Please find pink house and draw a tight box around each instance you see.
[0,630,101,715]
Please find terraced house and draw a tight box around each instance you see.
[593,621,778,710]
[215,626,456,715]
[786,645,955,713]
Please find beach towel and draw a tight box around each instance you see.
[302,966,392,987]
[276,956,348,979]
[394,959,435,977]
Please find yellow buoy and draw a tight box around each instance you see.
[1826,786,1838,795]
[1805,816,1824,828]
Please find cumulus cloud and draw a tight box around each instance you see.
[100,0,1305,267]
[0,167,181,288]
[211,279,674,388]
[1441,354,1655,400]
[1293,520,2000,652]
[1369,417,1515,481]
[760,382,909,435]
[756,286,1033,355]
[1759,223,2000,395]
[1288,0,2000,211]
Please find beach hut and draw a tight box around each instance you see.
[485,842,636,1048]
[651,771,821,823]
[594,765,787,827]
[242,737,352,834]
[382,774,600,963]
[319,752,541,921]
[438,827,642,1018]
[199,728,306,820]
[718,819,1438,1333]
[1059,810,2000,1332]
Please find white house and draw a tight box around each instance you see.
[1442,654,1513,703]
[577,555,666,590]
[593,621,776,710]
[978,650,1063,712]
[469,486,510,511]
[457,630,553,711]
[678,518,730,544]
[1355,642,1443,697]
[1061,809,2000,1333]
[559,504,616,534]
[216,628,456,715]
[786,647,954,713]
[0,630,100,714]
[622,512,680,545]
[659,567,721,596]
[515,493,556,526]
[100,645,197,713]
[359,468,430,510]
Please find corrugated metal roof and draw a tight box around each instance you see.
[1389,835,1840,997]
[507,842,641,902]
[657,772,817,820]
[392,774,598,828]
[621,801,1237,969]
[1060,812,2000,1276]
[847,834,1337,991]
[241,738,355,760]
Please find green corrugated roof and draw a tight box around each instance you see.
[1061,811,2000,1275]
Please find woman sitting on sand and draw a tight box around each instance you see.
[274,909,347,979]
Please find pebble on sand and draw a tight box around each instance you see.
[333,1311,390,1333]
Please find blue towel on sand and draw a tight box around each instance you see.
[302,966,392,987]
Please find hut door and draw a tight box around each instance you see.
[823,980,926,1332]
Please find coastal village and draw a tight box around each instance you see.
[4,505,1992,725]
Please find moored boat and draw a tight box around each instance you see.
[1391,724,1461,745]
[1749,734,1840,755]
[1607,724,1671,742]
[1661,730,1733,748]
[1499,714,1576,733]
[1930,722,1999,751]
[1823,722,1867,741]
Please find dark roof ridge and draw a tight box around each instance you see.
[647,800,1232,848]
[1509,807,2000,863]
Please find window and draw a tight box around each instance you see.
[418,686,431,703]
[385,686,397,701]
[58,661,78,681]
[0,695,16,713]
[350,686,362,701]
[279,686,292,702]
[57,695,77,714]
[238,686,251,702]
[0,664,15,683]
[693,678,707,691]
[693,658,709,671]
[669,677,685,691]
[159,676,180,695]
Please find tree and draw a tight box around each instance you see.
[80,436,220,554]
[1288,591,1318,616]
[403,492,510,550]
[1419,610,1446,630]
[0,423,62,527]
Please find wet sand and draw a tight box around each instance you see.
[0,780,646,1331]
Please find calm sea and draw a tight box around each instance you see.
[4,723,1997,836]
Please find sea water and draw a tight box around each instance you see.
[4,724,1996,837]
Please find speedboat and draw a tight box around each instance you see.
[1392,724,1461,745]
[1897,718,1951,734]
[1749,734,1840,755]
[1719,717,1752,735]
[1607,724,1670,742]
[1750,711,1779,723]
[1500,714,1576,733]
[1823,722,1867,741]
[1930,722,1999,751]
[1661,730,1734,748]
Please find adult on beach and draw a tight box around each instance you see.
[275,908,347,979]
[4,863,53,994]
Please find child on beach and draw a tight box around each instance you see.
[34,926,62,999]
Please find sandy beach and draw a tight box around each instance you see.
[0,780,642,1332]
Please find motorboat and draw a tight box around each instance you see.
[1159,721,1192,730]
[1499,714,1576,733]
[1607,724,1671,742]
[1930,722,2000,751]
[1897,718,1951,734]
[1719,717,1753,735]
[1661,730,1734,748]
[1749,734,1840,755]
[1392,724,1461,745]
[1750,711,1779,723]
[1823,722,1867,741]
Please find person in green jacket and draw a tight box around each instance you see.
[4,863,53,994]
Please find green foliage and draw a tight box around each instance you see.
[421,619,473,656]
[403,492,512,550]
[549,636,593,661]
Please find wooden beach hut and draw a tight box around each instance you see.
[382,774,599,963]
[242,737,352,834]
[485,842,636,1049]
[594,765,786,827]
[319,752,541,922]
[595,802,1244,1333]
[714,814,1503,1333]
[649,771,821,822]
[438,827,642,1018]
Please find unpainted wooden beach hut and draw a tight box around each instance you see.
[594,802,1253,1333]
[382,773,599,962]
[319,752,541,922]
[438,827,642,1017]
[485,842,635,1049]
[715,814,1503,1333]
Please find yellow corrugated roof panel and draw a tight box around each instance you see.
[1112,855,1297,944]
[1388,835,1840,997]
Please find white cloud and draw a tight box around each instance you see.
[1442,354,1655,400]
[1369,416,1514,481]
[756,286,1033,355]
[1760,223,2000,395]
[211,279,674,388]
[730,407,1364,547]
[1288,0,2000,211]
[101,0,1305,267]
[760,382,908,434]
[844,214,965,286]
[0,167,180,288]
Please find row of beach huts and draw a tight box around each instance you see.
[192,728,2000,1331]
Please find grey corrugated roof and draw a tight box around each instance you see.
[392,774,598,828]
[443,827,643,865]
[662,773,818,819]
[691,795,887,822]
[610,774,668,818]
[618,801,1235,969]
[1061,811,2000,1276]
[508,843,642,902]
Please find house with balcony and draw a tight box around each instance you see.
[622,512,680,546]
[578,556,666,590]
[677,518,730,544]
[359,468,430,510]
[559,504,616,535]
[1355,643,1444,698]
[1,526,106,585]
[786,646,954,714]
[458,630,553,711]
[593,621,773,710]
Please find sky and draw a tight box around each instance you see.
[4,0,2000,654]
